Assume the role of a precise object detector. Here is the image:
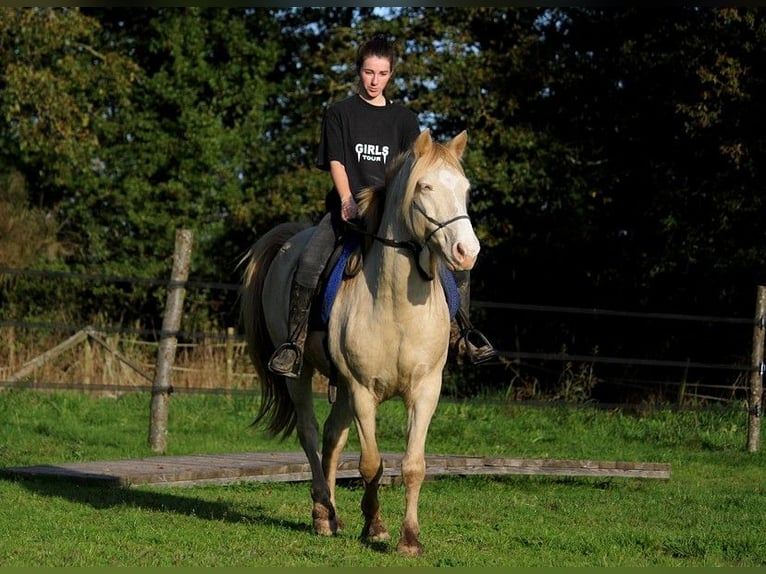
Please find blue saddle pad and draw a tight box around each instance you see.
[440,263,460,321]
[321,238,459,326]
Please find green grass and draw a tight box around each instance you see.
[0,389,764,566]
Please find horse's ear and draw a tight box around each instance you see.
[448,130,468,160]
[413,129,433,157]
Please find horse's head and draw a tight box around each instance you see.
[403,130,480,272]
[355,130,481,274]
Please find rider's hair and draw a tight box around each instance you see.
[356,33,396,74]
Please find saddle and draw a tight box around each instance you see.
[315,234,362,329]
[309,232,460,331]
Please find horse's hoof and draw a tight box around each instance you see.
[397,528,423,556]
[396,541,423,557]
[312,503,338,536]
[313,519,336,537]
[368,530,391,543]
[362,520,390,542]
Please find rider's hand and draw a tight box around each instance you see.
[341,196,359,222]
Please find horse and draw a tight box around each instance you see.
[240,129,480,556]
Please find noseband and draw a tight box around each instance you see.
[413,202,471,245]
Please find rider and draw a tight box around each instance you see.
[267,34,497,379]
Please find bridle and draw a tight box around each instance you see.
[413,202,471,245]
[344,201,471,281]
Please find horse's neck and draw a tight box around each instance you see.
[368,218,433,301]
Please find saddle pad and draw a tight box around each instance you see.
[320,238,459,326]
[321,237,358,325]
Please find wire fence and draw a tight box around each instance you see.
[1,266,763,408]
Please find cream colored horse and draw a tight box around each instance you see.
[240,130,479,556]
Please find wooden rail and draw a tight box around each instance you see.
[2,452,670,488]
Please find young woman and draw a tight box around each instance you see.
[268,34,496,378]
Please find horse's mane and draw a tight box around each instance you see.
[355,135,466,244]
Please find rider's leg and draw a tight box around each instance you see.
[268,214,336,378]
[450,271,499,366]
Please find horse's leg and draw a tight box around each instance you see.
[352,388,391,543]
[397,376,442,557]
[286,375,338,536]
[321,382,352,531]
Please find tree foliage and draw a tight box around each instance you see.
[1,7,765,397]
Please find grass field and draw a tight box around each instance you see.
[0,389,764,567]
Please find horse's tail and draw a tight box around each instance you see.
[240,222,306,439]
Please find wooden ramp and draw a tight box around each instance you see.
[2,452,670,487]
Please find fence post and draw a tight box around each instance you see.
[8,326,16,371]
[747,285,766,453]
[148,229,193,453]
[83,336,93,386]
[225,326,235,389]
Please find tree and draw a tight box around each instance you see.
[2,7,765,400]
[0,7,138,322]
[0,8,137,195]
[374,8,766,396]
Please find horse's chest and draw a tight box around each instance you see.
[328,278,450,383]
[332,312,448,377]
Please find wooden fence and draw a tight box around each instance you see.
[0,230,763,451]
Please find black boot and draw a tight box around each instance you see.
[451,273,499,366]
[268,282,314,378]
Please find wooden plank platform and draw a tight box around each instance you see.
[1,452,670,487]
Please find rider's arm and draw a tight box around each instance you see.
[330,160,358,221]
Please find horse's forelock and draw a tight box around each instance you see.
[401,141,466,229]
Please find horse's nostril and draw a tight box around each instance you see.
[454,242,472,262]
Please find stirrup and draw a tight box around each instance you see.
[461,328,499,365]
[268,342,302,379]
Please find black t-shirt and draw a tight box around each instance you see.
[317,95,421,196]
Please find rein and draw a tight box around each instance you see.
[344,202,471,282]
[344,219,423,261]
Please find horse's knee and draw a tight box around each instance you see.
[359,454,383,484]
[401,456,426,486]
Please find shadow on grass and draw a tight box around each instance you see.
[0,472,313,534]
[360,538,392,554]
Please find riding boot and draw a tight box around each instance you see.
[268,282,314,379]
[450,273,499,366]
